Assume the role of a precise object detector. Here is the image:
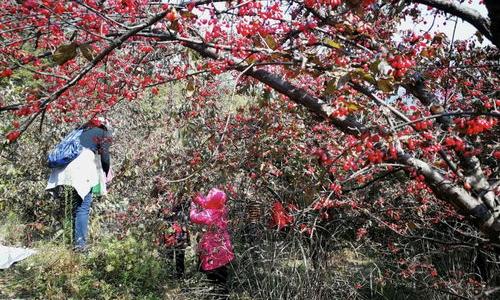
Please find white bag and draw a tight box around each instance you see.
[92,154,107,197]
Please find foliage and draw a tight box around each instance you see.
[1,0,500,297]
[1,239,171,300]
[1,78,499,298]
[0,0,498,240]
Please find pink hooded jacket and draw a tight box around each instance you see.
[190,188,235,271]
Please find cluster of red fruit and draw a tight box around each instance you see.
[237,1,263,16]
[366,149,384,163]
[304,0,342,9]
[455,117,497,135]
[444,137,466,152]
[6,130,21,143]
[166,10,177,22]
[311,147,335,165]
[387,55,414,78]
[0,68,13,77]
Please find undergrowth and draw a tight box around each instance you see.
[0,237,175,299]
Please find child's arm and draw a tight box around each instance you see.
[193,195,208,207]
[190,203,221,225]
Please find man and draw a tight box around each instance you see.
[46,116,112,251]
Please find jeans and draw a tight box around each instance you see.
[74,191,93,248]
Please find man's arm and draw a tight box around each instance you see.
[99,129,111,175]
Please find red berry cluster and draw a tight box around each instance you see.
[444,137,466,152]
[387,55,414,78]
[311,148,334,165]
[454,117,497,135]
[304,0,342,9]
[0,68,13,77]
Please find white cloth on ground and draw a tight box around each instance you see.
[46,148,102,200]
[0,244,37,269]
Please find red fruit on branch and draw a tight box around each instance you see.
[6,131,21,143]
[0,69,13,77]
[166,11,177,22]
[493,151,500,160]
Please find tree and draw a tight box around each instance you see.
[0,0,498,242]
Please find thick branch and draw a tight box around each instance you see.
[182,42,368,136]
[399,154,500,240]
[412,0,496,47]
[459,154,499,209]
[484,0,500,47]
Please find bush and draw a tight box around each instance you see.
[1,237,173,299]
[85,236,167,295]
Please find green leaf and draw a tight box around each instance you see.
[369,60,381,74]
[363,73,376,84]
[351,69,376,84]
[336,73,351,89]
[180,11,197,20]
[324,38,342,49]
[52,42,78,65]
[264,35,277,50]
[186,79,195,97]
[345,102,362,112]
[245,56,256,64]
[170,20,180,31]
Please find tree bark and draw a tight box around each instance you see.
[399,155,500,240]
[484,0,500,47]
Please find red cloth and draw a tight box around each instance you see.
[190,188,235,271]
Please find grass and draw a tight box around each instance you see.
[1,239,177,299]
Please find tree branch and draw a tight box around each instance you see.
[399,153,500,240]
[483,0,500,47]
[4,11,168,141]
[177,39,369,136]
[458,154,499,209]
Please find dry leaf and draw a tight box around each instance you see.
[53,42,78,65]
[264,35,277,50]
[79,43,94,61]
[377,78,394,93]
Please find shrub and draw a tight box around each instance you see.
[1,237,173,299]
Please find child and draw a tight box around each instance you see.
[190,188,234,298]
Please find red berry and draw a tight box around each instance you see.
[166,11,177,22]
[6,131,20,143]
